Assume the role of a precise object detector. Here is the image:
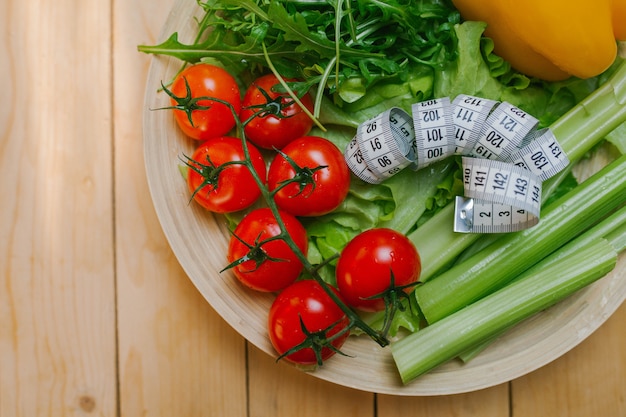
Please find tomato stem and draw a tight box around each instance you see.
[276,315,354,366]
[180,153,248,204]
[361,270,421,338]
[175,92,391,354]
[168,88,389,359]
[157,79,213,127]
[270,148,328,198]
[220,232,291,273]
[260,42,327,132]
[241,84,297,120]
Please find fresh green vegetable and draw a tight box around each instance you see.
[392,208,624,383]
[138,3,613,290]
[410,58,626,282]
[304,158,458,283]
[414,153,626,325]
[140,0,626,363]
[458,204,626,362]
[139,0,462,116]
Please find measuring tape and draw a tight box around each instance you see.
[344,94,570,233]
[344,107,416,184]
[412,97,454,168]
[468,101,539,161]
[455,157,542,233]
[451,94,498,155]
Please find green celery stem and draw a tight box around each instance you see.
[457,204,626,363]
[392,237,618,384]
[414,154,626,324]
[409,204,480,281]
[549,60,626,163]
[410,60,626,282]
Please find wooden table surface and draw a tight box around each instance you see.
[1,0,625,415]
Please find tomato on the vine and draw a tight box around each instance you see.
[267,136,351,217]
[226,208,308,292]
[169,63,241,140]
[185,136,266,213]
[335,228,421,312]
[240,74,314,150]
[268,279,350,365]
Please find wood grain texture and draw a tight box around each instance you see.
[142,0,626,398]
[378,384,509,416]
[512,302,626,417]
[0,0,625,415]
[0,0,117,415]
[113,0,247,416]
[248,345,375,417]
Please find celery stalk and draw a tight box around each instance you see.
[458,205,626,362]
[409,204,481,281]
[414,154,626,324]
[392,237,619,384]
[547,60,626,165]
[409,59,626,282]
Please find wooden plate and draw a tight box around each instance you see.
[142,0,626,395]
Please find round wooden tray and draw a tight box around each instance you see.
[142,0,626,395]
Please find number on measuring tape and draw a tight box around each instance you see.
[343,135,387,184]
[454,197,538,233]
[412,98,454,169]
[461,157,542,216]
[451,94,498,155]
[344,108,416,184]
[454,157,542,233]
[343,94,570,233]
[508,128,570,181]
[469,102,539,161]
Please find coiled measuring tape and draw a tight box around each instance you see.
[344,107,416,184]
[344,94,570,233]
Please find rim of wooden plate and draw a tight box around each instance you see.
[142,0,626,396]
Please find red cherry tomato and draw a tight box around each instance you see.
[335,228,421,312]
[169,63,241,140]
[227,208,308,292]
[267,136,351,217]
[268,280,350,365]
[185,136,266,213]
[240,74,314,150]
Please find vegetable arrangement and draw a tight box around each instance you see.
[139,0,626,385]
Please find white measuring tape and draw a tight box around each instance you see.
[412,97,454,168]
[344,94,570,233]
[344,107,416,184]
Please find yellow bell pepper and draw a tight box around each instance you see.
[451,0,626,81]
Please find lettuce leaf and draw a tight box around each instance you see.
[303,20,599,294]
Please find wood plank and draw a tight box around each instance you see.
[378,384,509,416]
[0,0,117,415]
[248,345,375,417]
[512,301,626,417]
[113,0,248,415]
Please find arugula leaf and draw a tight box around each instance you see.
[139,0,462,110]
[268,1,380,59]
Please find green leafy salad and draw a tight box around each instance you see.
[140,0,626,348]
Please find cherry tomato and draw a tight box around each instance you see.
[240,74,314,150]
[268,280,350,365]
[335,228,421,312]
[227,208,308,292]
[169,63,241,140]
[186,136,266,213]
[267,136,351,217]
